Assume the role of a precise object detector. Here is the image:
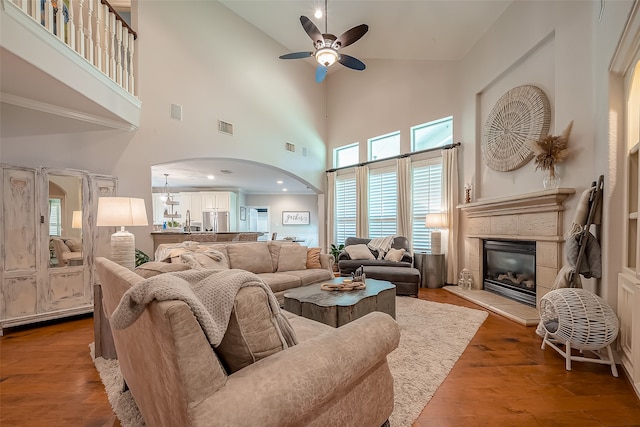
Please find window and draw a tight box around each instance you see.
[411,159,443,252]
[49,198,62,236]
[368,167,397,237]
[334,143,359,168]
[411,116,453,152]
[369,131,400,161]
[335,174,356,245]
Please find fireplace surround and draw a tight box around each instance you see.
[459,188,575,308]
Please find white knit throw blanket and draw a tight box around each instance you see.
[111,269,297,348]
[367,236,395,259]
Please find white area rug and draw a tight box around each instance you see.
[91,296,488,427]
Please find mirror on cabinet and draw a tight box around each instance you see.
[48,174,83,268]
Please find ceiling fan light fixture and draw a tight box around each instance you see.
[316,47,338,67]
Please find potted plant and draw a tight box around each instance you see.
[330,243,344,272]
[529,121,572,189]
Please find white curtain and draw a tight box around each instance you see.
[442,147,459,284]
[326,171,336,253]
[356,165,369,237]
[397,157,412,243]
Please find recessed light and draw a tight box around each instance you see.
[282,188,288,192]
[207,175,214,180]
[277,180,283,184]
[314,9,322,19]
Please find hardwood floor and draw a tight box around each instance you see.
[1,289,638,426]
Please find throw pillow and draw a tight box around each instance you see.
[216,286,288,373]
[344,244,375,260]
[227,242,273,274]
[277,244,308,272]
[135,261,191,278]
[65,238,82,252]
[306,247,322,269]
[384,248,406,262]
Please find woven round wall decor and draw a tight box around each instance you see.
[481,85,551,172]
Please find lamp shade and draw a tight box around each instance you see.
[425,212,446,229]
[97,197,148,227]
[72,210,82,229]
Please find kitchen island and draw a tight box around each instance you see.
[151,232,262,253]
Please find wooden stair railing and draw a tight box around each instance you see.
[9,0,138,96]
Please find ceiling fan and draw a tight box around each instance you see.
[279,1,368,83]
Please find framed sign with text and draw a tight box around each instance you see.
[282,211,310,225]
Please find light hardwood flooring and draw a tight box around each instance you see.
[1,289,639,426]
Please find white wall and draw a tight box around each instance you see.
[327,58,461,158]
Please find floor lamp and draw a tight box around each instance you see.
[425,212,446,255]
[96,197,148,270]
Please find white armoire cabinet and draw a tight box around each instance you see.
[0,164,117,333]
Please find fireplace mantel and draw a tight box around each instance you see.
[458,188,576,218]
[459,187,576,308]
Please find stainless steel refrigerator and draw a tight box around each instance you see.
[202,210,229,232]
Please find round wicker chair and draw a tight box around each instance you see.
[539,288,619,377]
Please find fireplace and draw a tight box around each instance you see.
[483,240,536,307]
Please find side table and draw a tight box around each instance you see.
[414,253,446,288]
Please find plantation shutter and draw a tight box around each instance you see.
[411,159,443,252]
[335,174,356,245]
[368,167,397,238]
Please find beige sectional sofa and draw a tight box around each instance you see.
[96,256,400,426]
[148,240,335,303]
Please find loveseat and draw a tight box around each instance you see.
[96,257,400,427]
[338,236,420,296]
[337,236,414,276]
[149,240,334,303]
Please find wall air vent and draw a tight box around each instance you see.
[285,142,296,152]
[218,120,233,135]
[170,104,182,121]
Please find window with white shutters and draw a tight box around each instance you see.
[335,174,356,245]
[411,159,443,252]
[49,198,62,236]
[369,167,397,238]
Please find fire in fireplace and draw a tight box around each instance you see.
[483,239,536,307]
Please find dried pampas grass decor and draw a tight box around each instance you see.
[481,85,551,172]
[529,120,573,178]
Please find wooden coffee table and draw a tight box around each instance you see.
[283,278,396,327]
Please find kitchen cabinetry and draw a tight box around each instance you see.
[179,192,203,224]
[0,164,116,333]
[201,191,232,212]
[619,143,640,396]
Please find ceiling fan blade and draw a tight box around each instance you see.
[333,24,368,49]
[300,16,323,46]
[338,54,366,71]
[315,65,328,83]
[279,52,313,60]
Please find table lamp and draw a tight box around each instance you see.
[72,210,82,229]
[425,212,446,255]
[96,197,148,270]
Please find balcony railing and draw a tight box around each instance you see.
[9,0,137,96]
